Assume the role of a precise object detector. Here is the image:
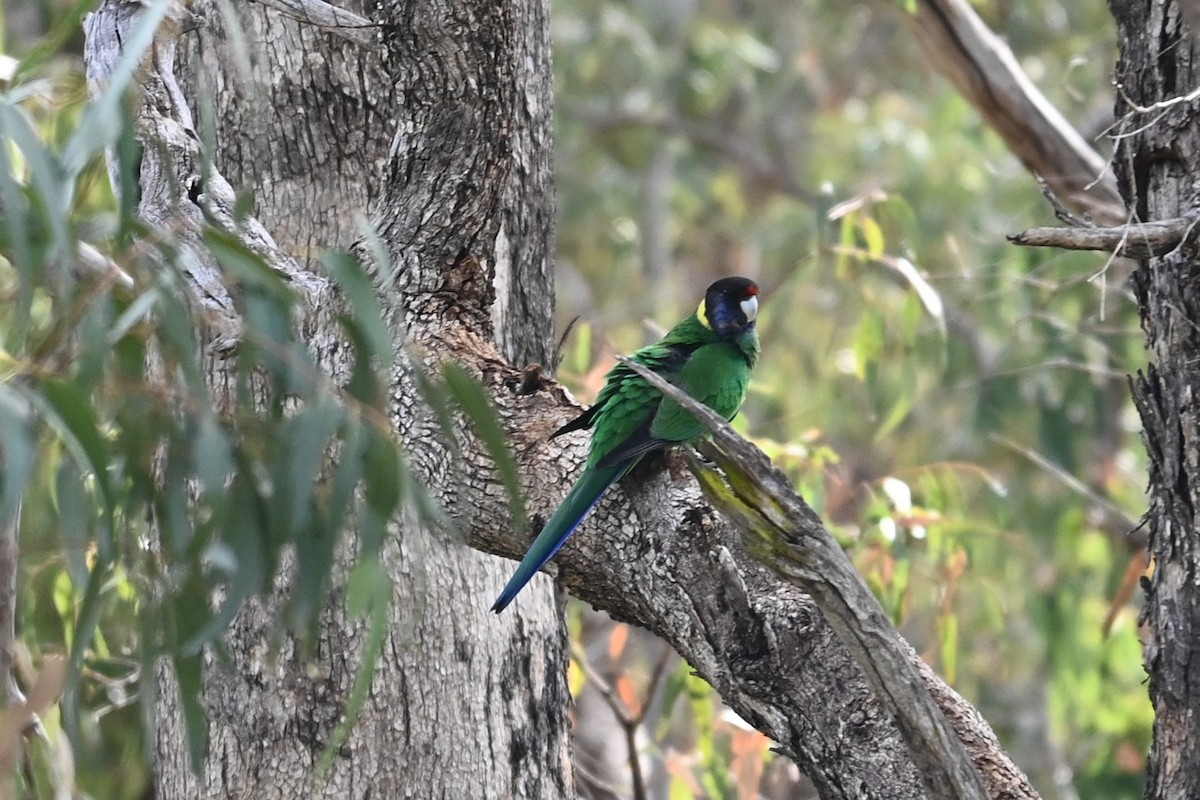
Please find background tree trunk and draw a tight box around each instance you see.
[1109,2,1200,798]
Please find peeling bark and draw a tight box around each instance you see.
[1109,2,1200,797]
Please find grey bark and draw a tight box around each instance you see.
[86,1,570,798]
[614,356,989,800]
[1108,2,1200,799]
[83,2,1044,800]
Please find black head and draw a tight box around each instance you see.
[699,277,760,336]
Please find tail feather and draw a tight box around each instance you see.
[491,459,633,613]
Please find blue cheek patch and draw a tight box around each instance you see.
[710,303,745,335]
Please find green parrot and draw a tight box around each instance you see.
[491,276,761,612]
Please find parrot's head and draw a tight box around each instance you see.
[698,277,759,337]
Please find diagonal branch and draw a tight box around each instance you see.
[472,345,1041,798]
[615,356,988,800]
[907,0,1125,225]
[247,0,380,48]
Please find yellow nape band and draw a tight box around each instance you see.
[697,298,711,329]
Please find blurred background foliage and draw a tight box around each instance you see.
[2,0,1150,798]
[551,1,1147,799]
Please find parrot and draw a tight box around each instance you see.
[491,276,761,613]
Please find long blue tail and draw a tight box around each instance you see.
[491,459,633,612]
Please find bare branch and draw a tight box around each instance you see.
[908,0,1125,225]
[991,433,1146,548]
[1007,214,1200,259]
[615,355,990,800]
[471,346,1041,798]
[76,242,135,289]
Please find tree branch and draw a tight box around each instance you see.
[907,0,1125,225]
[1007,213,1200,259]
[470,346,1040,798]
[247,0,380,48]
[615,357,988,800]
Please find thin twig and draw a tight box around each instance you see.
[571,643,632,724]
[1035,175,1094,229]
[634,644,674,725]
[1115,81,1200,117]
[571,643,649,800]
[991,433,1145,547]
[573,759,625,800]
[569,640,677,798]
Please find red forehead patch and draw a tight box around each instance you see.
[743,283,760,297]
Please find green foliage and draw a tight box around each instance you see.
[0,22,527,797]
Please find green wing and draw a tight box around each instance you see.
[649,341,751,441]
[553,312,752,470]
[593,340,752,468]
[549,339,692,441]
[584,340,697,468]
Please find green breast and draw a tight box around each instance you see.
[649,338,754,443]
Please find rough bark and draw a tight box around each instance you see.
[87,1,570,798]
[1108,2,1200,798]
[84,2,1042,799]
[615,357,989,800]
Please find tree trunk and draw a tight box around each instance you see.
[1109,2,1200,798]
[87,1,571,797]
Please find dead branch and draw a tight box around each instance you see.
[1007,214,1200,259]
[248,0,380,47]
[908,0,1125,225]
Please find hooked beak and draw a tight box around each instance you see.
[740,295,758,323]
